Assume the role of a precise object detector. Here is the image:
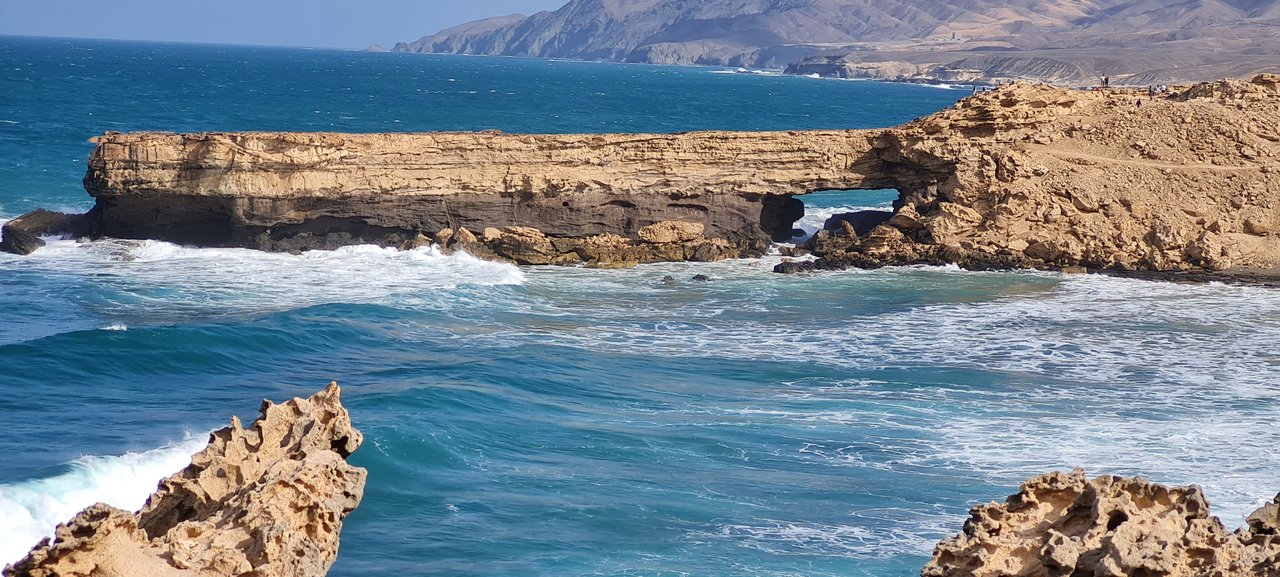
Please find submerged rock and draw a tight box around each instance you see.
[3,383,366,577]
[0,209,99,255]
[923,469,1280,577]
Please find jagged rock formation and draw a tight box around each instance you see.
[923,469,1280,577]
[3,383,366,577]
[780,74,1280,276]
[5,75,1278,276]
[393,0,1280,85]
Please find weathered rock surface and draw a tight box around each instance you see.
[3,383,366,577]
[923,469,1280,577]
[12,75,1279,276]
[73,128,886,263]
[782,74,1280,276]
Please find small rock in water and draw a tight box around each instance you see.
[691,274,711,282]
[661,275,675,284]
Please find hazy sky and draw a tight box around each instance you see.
[0,0,568,49]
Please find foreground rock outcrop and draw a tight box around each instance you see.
[5,75,1278,277]
[924,470,1280,577]
[3,383,366,577]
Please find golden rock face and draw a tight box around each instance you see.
[68,75,1280,272]
[4,384,367,577]
[924,469,1280,577]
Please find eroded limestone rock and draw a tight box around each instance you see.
[12,75,1279,273]
[923,469,1280,577]
[3,383,366,577]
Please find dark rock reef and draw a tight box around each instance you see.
[3,383,366,577]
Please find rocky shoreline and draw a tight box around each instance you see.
[6,387,1276,577]
[3,384,366,577]
[3,75,1279,281]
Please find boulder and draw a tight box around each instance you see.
[0,209,98,255]
[923,469,1280,577]
[637,221,704,244]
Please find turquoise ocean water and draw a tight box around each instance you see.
[1,36,1278,576]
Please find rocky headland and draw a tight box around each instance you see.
[3,383,366,577]
[923,470,1280,577]
[4,74,1279,278]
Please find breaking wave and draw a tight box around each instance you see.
[0,435,207,566]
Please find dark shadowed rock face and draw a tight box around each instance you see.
[0,209,100,255]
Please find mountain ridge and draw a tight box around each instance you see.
[391,0,1280,84]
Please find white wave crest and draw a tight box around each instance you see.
[16,240,525,320]
[0,435,207,566]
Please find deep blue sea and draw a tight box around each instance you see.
[2,36,1278,576]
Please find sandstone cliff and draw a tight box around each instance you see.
[3,383,366,577]
[393,0,1280,85]
[923,469,1280,577]
[783,74,1280,276]
[5,75,1278,276]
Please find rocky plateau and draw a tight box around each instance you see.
[4,75,1279,279]
[3,383,366,577]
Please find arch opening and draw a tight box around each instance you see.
[786,188,901,244]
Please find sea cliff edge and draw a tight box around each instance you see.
[3,75,1278,278]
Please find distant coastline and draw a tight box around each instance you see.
[389,0,1280,87]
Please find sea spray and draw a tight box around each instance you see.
[0,435,207,565]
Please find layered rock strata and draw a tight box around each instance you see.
[923,469,1280,577]
[3,383,366,577]
[5,75,1278,275]
[72,129,890,262]
[780,74,1280,276]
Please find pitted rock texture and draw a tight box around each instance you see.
[11,74,1278,273]
[3,383,366,577]
[784,74,1280,275]
[923,470,1280,577]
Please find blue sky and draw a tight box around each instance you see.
[0,0,568,49]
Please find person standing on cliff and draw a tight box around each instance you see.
[1102,76,1109,88]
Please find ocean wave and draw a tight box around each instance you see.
[0,435,207,566]
[12,239,525,321]
[429,263,1280,525]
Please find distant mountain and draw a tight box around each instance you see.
[392,0,1280,84]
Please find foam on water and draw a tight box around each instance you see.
[0,435,207,566]
[9,238,524,324]
[440,262,1280,527]
[793,204,894,240]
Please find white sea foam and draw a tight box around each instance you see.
[15,239,524,321]
[698,517,945,559]
[476,264,1280,527]
[0,435,207,566]
[793,204,894,240]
